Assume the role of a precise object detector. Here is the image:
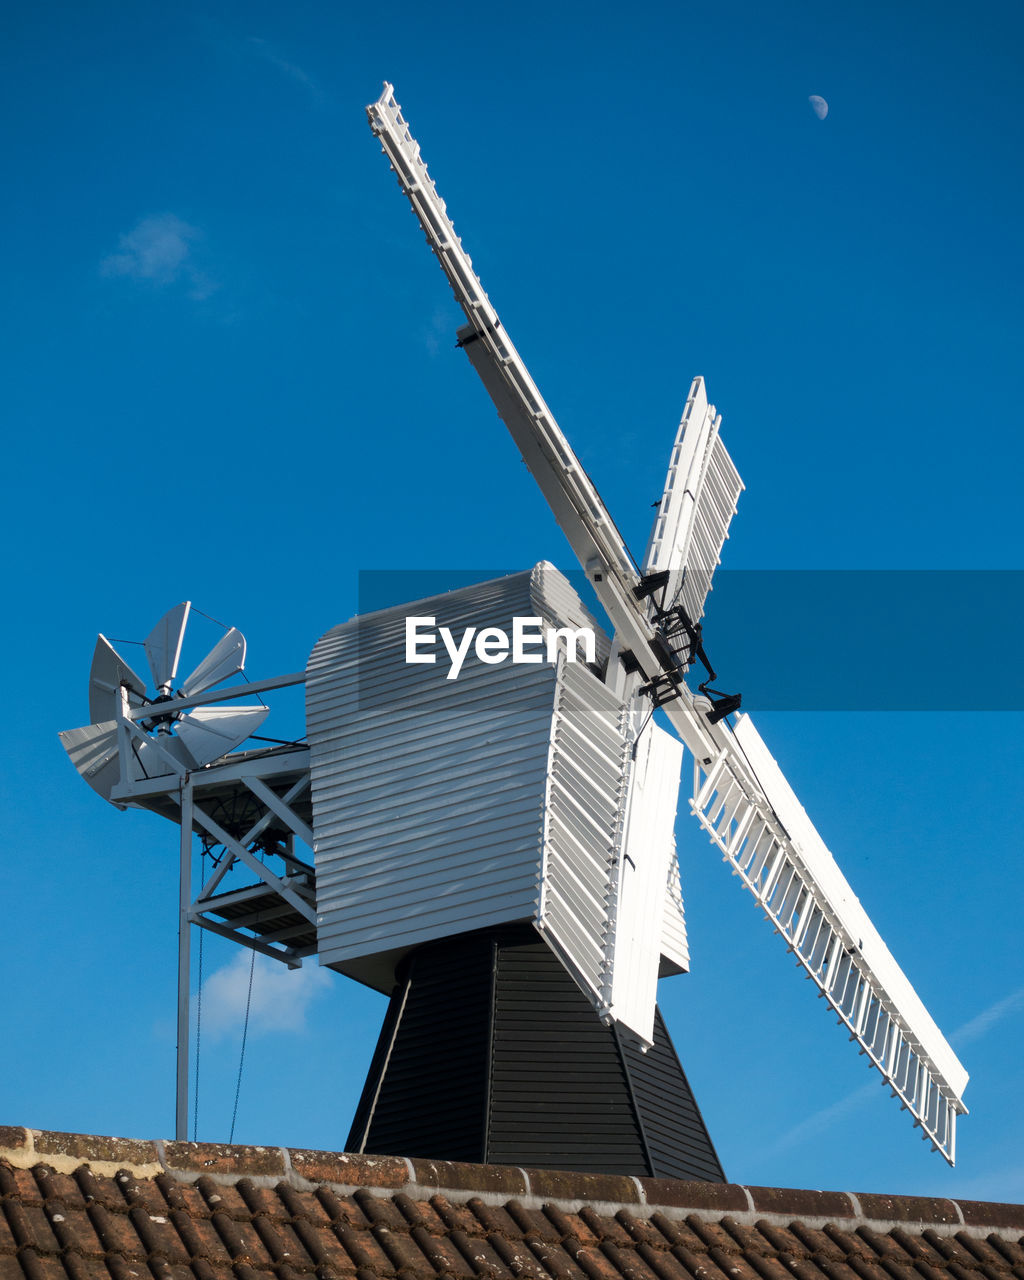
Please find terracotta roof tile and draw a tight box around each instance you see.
[1,1171,43,1205]
[851,1229,912,1264]
[524,1236,588,1280]
[460,1230,521,1278]
[683,1220,740,1256]
[715,1222,768,1258]
[272,1186,328,1227]
[887,1230,948,1269]
[235,1182,287,1221]
[232,1263,279,1280]
[613,1215,668,1252]
[985,1237,1024,1270]
[629,1243,695,1280]
[691,1254,757,1280]
[842,1253,900,1280]
[16,1249,67,1280]
[30,1174,84,1212]
[751,1224,808,1259]
[255,1216,315,1270]
[639,1188,748,1216]
[919,1236,977,1269]
[952,1236,1014,1273]
[465,1198,524,1239]
[855,1200,959,1230]
[214,1209,277,1266]
[318,1190,374,1231]
[666,1242,735,1280]
[579,1214,633,1250]
[599,1242,665,1280]
[335,1224,398,1275]
[548,1211,601,1248]
[706,1246,766,1280]
[785,1257,833,1280]
[43,1207,105,1259]
[190,1256,234,1280]
[485,1232,550,1280]
[959,1205,1024,1235]
[5,1202,62,1256]
[151,1261,197,1280]
[817,1228,870,1262]
[199,1180,251,1219]
[947,1265,1005,1280]
[153,1178,207,1218]
[2,1132,1024,1280]
[389,1196,438,1236]
[874,1255,925,1280]
[290,1153,408,1192]
[58,1254,109,1280]
[372,1222,437,1275]
[166,1207,233,1266]
[566,1241,630,1280]
[811,1255,864,1280]
[741,1251,801,1280]
[646,1216,707,1255]
[408,1224,474,1277]
[355,1193,410,1234]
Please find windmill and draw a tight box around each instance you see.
[362,82,969,1164]
[59,81,968,1176]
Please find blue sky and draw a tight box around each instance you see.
[3,0,1023,1199]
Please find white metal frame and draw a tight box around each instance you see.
[103,673,312,1141]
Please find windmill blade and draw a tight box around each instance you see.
[368,86,725,722]
[643,377,743,626]
[59,722,121,802]
[180,627,247,697]
[690,710,969,1162]
[368,86,661,681]
[176,704,270,767]
[145,602,191,693]
[89,635,148,724]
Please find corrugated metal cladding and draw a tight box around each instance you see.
[306,565,616,994]
[307,562,689,1044]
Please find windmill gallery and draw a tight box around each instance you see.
[59,83,968,1177]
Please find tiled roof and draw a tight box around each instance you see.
[2,1128,1023,1280]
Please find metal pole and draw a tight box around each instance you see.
[176,780,193,1141]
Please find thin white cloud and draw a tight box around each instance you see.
[200,949,332,1038]
[100,214,216,300]
[759,984,1024,1159]
[247,38,326,105]
[423,305,454,356]
[760,1079,878,1158]
[952,983,1024,1047]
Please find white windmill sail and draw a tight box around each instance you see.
[604,719,684,1033]
[642,376,743,628]
[367,81,968,1162]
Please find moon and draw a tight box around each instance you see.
[809,94,829,120]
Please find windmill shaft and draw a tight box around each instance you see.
[125,671,306,720]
